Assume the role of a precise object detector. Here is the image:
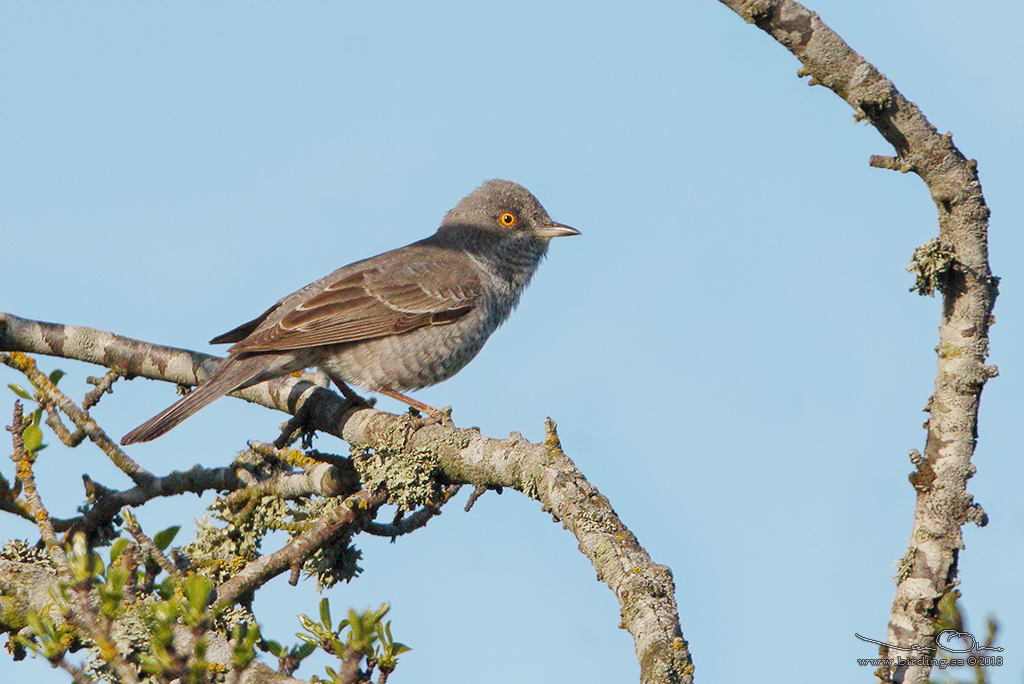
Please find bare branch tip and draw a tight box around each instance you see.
[464,484,490,512]
[966,503,988,528]
[869,155,913,173]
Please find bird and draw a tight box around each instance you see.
[121,179,579,444]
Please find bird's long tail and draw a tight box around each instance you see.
[121,355,275,445]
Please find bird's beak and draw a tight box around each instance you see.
[533,221,581,239]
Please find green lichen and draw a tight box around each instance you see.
[185,494,290,586]
[908,239,957,296]
[349,419,447,512]
[1,539,54,566]
[291,496,365,589]
[938,342,963,359]
[893,548,915,584]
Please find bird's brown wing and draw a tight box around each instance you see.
[224,252,483,355]
[209,303,283,345]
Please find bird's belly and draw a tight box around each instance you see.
[317,314,493,392]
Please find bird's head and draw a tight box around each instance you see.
[440,179,580,242]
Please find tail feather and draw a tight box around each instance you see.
[121,356,274,444]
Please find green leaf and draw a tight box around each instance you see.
[48,370,65,385]
[23,424,43,452]
[153,525,180,551]
[319,597,332,630]
[8,384,32,400]
[265,641,282,657]
[295,641,316,660]
[110,538,129,564]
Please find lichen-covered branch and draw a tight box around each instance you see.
[716,3,996,683]
[1,311,690,683]
[342,414,693,684]
[215,486,387,606]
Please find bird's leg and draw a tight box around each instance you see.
[322,371,376,412]
[377,388,453,428]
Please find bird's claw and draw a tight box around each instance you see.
[402,405,453,442]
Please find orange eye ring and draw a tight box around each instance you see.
[498,212,517,227]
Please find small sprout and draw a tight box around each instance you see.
[375,618,411,671]
[295,600,409,677]
[19,608,73,663]
[297,613,323,640]
[98,565,128,619]
[67,532,104,583]
[231,622,261,669]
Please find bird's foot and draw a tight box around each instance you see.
[406,405,453,429]
[398,405,453,444]
[377,388,453,427]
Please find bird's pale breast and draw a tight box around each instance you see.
[317,301,497,391]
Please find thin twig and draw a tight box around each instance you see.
[62,463,243,537]
[83,368,124,410]
[2,352,153,486]
[122,509,180,578]
[8,401,67,569]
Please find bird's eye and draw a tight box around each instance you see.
[498,212,517,227]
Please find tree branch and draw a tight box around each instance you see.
[343,415,693,683]
[715,3,996,683]
[67,464,244,537]
[1,311,691,683]
[215,487,387,606]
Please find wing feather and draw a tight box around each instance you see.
[225,250,482,354]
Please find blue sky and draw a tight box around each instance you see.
[2,2,1021,683]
